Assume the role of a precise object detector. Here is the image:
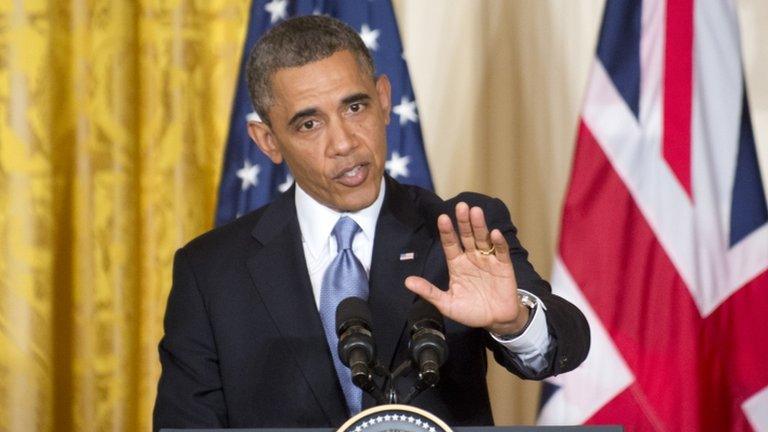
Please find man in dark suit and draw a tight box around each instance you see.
[153,15,589,430]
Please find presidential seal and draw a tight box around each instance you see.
[337,404,453,432]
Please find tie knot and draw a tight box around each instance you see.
[332,216,361,251]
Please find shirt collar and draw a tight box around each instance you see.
[295,178,386,259]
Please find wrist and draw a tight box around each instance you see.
[488,292,537,340]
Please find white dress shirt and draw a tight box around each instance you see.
[295,179,552,373]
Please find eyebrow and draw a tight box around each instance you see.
[287,107,318,129]
[341,92,371,106]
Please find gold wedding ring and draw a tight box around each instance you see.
[478,244,496,255]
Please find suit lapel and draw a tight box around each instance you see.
[246,190,348,425]
[368,178,435,371]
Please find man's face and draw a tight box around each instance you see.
[249,50,391,212]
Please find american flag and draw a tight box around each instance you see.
[539,0,768,430]
[215,0,433,225]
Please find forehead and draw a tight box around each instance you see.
[269,50,373,112]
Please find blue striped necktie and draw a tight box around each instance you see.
[318,216,369,415]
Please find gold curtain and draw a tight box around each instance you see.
[0,1,248,430]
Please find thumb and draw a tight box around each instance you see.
[405,276,449,314]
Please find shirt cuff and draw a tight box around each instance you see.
[490,290,550,354]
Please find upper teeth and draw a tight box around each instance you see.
[344,165,361,177]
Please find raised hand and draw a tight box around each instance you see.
[404,202,529,335]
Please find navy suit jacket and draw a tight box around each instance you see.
[153,177,589,430]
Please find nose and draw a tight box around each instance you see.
[327,118,357,156]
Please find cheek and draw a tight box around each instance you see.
[302,156,330,179]
[282,146,326,179]
[355,118,387,153]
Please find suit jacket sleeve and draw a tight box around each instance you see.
[153,248,227,431]
[476,196,590,379]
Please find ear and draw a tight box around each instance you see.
[247,120,283,164]
[375,74,392,126]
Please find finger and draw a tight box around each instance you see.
[469,206,492,251]
[490,228,511,264]
[437,214,462,260]
[404,276,451,315]
[455,202,476,253]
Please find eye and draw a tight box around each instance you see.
[348,102,366,114]
[298,119,318,132]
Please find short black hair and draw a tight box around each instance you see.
[246,15,375,125]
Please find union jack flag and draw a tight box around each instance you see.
[539,0,768,430]
[215,0,433,225]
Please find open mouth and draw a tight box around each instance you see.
[334,163,370,187]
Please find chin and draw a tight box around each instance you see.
[340,198,374,213]
[339,186,380,212]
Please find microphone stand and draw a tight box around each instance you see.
[338,297,446,407]
[364,358,435,405]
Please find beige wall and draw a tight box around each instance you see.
[393,0,768,425]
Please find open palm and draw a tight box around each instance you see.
[405,202,527,334]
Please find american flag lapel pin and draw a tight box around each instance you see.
[399,252,415,261]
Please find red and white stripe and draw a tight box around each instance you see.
[538,0,768,430]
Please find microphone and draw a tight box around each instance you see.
[408,299,448,391]
[335,297,384,403]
